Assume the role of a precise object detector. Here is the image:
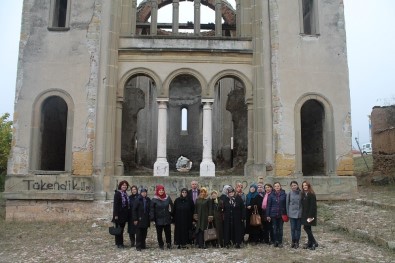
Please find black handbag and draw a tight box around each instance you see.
[109,223,122,236]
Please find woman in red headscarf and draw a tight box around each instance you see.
[150,184,174,249]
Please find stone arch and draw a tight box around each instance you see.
[137,0,235,24]
[119,68,162,172]
[208,69,252,100]
[30,89,74,172]
[163,68,207,98]
[118,67,162,98]
[209,70,250,171]
[294,93,336,176]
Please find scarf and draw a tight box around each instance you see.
[246,183,258,206]
[120,190,128,208]
[262,191,271,210]
[154,184,168,201]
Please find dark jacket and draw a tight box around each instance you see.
[223,195,245,245]
[266,189,287,219]
[301,192,317,226]
[173,196,194,245]
[128,194,139,234]
[112,190,130,224]
[194,197,213,232]
[150,196,174,226]
[132,195,151,228]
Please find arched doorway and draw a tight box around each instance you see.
[40,96,68,171]
[167,74,202,170]
[301,99,325,175]
[121,74,158,173]
[213,77,247,173]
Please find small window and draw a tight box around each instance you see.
[300,0,319,35]
[181,108,188,134]
[49,0,71,30]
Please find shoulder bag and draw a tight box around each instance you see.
[250,205,262,226]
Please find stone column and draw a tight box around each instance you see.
[236,0,241,37]
[120,0,132,35]
[154,99,169,176]
[246,99,254,164]
[131,0,137,35]
[215,0,222,37]
[200,99,215,177]
[150,0,158,35]
[172,0,179,34]
[194,0,201,36]
[114,97,124,176]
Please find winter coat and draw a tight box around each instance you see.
[132,196,151,228]
[210,197,224,245]
[246,194,263,233]
[150,196,173,226]
[286,190,302,219]
[173,196,194,245]
[112,190,130,224]
[128,194,139,234]
[223,195,245,245]
[301,192,317,226]
[266,189,287,219]
[194,198,212,232]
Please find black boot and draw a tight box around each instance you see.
[291,240,295,248]
[167,243,172,249]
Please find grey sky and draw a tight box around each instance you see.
[0,0,394,148]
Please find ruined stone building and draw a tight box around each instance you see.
[5,0,357,220]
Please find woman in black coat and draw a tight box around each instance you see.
[173,188,194,248]
[223,187,245,248]
[210,190,224,247]
[112,180,130,249]
[128,185,139,247]
[301,181,318,250]
[150,184,174,249]
[132,188,151,251]
[245,183,263,244]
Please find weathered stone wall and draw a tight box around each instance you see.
[371,106,395,175]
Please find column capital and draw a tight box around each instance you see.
[202,98,214,104]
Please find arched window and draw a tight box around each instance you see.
[181,107,188,132]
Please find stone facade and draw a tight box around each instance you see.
[5,0,356,220]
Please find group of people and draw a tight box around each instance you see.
[111,180,318,251]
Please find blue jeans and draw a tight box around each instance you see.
[272,217,284,244]
[290,218,301,241]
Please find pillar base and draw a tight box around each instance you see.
[154,160,169,176]
[200,161,215,177]
[114,161,124,176]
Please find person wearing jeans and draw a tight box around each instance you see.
[286,181,302,249]
[266,182,287,248]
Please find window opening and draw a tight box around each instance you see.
[181,108,188,132]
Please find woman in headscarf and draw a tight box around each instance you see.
[173,188,194,249]
[112,180,130,249]
[150,184,174,249]
[194,187,213,249]
[210,190,224,247]
[132,188,151,251]
[220,185,231,202]
[223,187,245,248]
[245,183,263,244]
[128,185,139,247]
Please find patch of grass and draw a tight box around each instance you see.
[318,203,335,222]
[353,155,373,175]
[0,171,5,192]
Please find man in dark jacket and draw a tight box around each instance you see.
[133,188,151,251]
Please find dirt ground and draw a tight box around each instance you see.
[1,186,394,263]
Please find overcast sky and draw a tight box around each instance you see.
[0,0,394,148]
